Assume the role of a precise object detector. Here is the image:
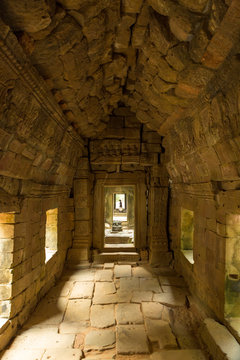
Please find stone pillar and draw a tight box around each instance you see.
[67,156,93,266]
[148,165,172,265]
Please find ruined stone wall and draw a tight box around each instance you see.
[0,19,81,348]
[164,57,240,321]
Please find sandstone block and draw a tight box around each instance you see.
[64,299,91,322]
[116,325,149,354]
[85,329,116,350]
[90,304,115,328]
[116,303,143,324]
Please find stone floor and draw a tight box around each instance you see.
[1,263,209,360]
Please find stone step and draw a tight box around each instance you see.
[103,244,136,253]
[105,236,131,244]
[200,318,240,360]
[94,252,140,263]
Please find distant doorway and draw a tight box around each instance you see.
[104,186,135,249]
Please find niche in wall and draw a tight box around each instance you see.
[181,208,194,264]
[45,208,58,262]
[225,213,240,319]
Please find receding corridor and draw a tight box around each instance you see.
[1,263,208,360]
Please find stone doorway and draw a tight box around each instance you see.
[104,185,135,251]
[93,173,147,262]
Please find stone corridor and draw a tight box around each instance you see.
[1,263,208,360]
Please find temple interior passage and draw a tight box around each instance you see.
[0,0,240,359]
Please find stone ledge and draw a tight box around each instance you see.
[200,318,240,360]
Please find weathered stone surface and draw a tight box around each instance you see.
[145,318,178,349]
[151,350,206,359]
[64,300,91,322]
[95,282,116,295]
[90,305,115,328]
[131,291,153,302]
[117,325,149,354]
[59,321,88,334]
[116,303,143,324]
[140,278,161,292]
[153,290,186,307]
[120,277,140,291]
[132,266,153,278]
[93,293,118,305]
[42,349,83,360]
[142,302,163,318]
[1,349,45,360]
[95,269,113,282]
[114,265,132,278]
[201,318,240,360]
[70,282,94,299]
[85,329,116,350]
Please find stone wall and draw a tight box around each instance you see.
[0,18,81,349]
[164,56,240,321]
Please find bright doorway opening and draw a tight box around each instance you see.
[104,186,135,249]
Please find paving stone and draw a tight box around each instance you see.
[159,275,187,288]
[46,281,74,298]
[59,321,89,334]
[25,298,67,326]
[132,267,153,278]
[64,299,91,321]
[153,290,186,307]
[104,263,115,269]
[85,329,116,350]
[1,349,45,360]
[95,269,113,282]
[93,293,118,305]
[142,302,163,319]
[114,265,132,278]
[42,349,83,360]
[145,318,178,349]
[70,282,94,299]
[90,305,115,328]
[131,291,153,303]
[151,349,206,360]
[120,277,140,292]
[117,325,149,354]
[117,290,132,303]
[95,281,116,295]
[11,328,75,350]
[116,303,143,324]
[63,269,95,282]
[140,278,161,293]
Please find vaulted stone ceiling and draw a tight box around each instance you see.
[0,0,235,139]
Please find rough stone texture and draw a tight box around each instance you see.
[90,305,115,328]
[201,318,240,360]
[117,325,149,354]
[145,318,178,348]
[42,349,83,360]
[85,329,116,350]
[151,350,206,360]
[69,282,94,299]
[116,303,143,324]
[142,302,163,319]
[114,265,132,278]
[0,0,239,354]
[64,299,91,321]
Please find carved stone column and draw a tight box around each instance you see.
[67,156,93,265]
[148,165,172,265]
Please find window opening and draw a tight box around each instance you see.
[45,208,58,262]
[181,208,194,264]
